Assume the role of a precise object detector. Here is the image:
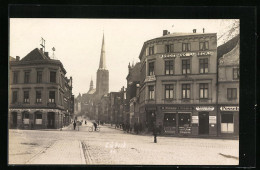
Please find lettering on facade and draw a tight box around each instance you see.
[144,75,156,82]
[197,51,213,56]
[195,106,214,111]
[209,116,217,124]
[220,106,239,111]
[161,106,192,110]
[192,116,198,124]
[160,51,213,58]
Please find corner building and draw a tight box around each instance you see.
[138,30,218,136]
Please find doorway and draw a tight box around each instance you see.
[11,112,17,128]
[47,112,55,128]
[199,112,209,134]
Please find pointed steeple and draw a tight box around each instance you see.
[99,32,106,70]
[89,76,93,91]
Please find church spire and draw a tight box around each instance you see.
[99,33,106,70]
[89,76,93,91]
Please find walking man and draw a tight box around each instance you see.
[153,125,158,143]
[73,120,76,130]
[93,122,97,131]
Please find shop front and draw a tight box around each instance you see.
[218,106,239,136]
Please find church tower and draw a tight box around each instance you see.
[96,33,109,99]
[89,77,94,91]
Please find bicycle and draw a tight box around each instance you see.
[88,126,100,132]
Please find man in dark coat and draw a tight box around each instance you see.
[73,120,76,130]
[153,125,158,143]
[93,122,97,131]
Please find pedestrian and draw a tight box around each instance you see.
[85,120,87,125]
[73,120,76,130]
[153,125,158,143]
[93,122,97,131]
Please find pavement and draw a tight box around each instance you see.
[8,118,239,165]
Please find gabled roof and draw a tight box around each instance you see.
[21,48,49,61]
[217,34,240,59]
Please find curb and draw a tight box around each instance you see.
[79,141,86,164]
[81,142,93,164]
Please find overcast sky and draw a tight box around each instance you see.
[9,19,238,96]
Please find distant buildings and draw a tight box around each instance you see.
[9,48,74,129]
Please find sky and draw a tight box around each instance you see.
[9,19,238,96]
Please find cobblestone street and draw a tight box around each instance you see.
[9,120,239,165]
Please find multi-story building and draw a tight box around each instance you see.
[138,29,218,136]
[217,35,239,137]
[9,48,73,129]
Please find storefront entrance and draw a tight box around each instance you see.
[11,112,17,128]
[199,112,209,134]
[47,112,55,129]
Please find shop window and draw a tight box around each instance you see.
[24,71,30,83]
[24,91,29,103]
[182,84,190,99]
[50,71,56,83]
[182,59,191,74]
[148,85,154,100]
[12,91,18,103]
[199,83,208,99]
[199,41,209,51]
[165,84,174,99]
[164,113,176,127]
[35,112,42,124]
[149,46,154,55]
[221,113,234,133]
[182,43,191,52]
[37,71,42,83]
[22,112,30,124]
[148,62,154,76]
[233,68,239,80]
[49,91,55,103]
[13,71,18,84]
[36,91,42,103]
[178,113,191,127]
[199,58,208,73]
[165,60,174,75]
[227,88,237,100]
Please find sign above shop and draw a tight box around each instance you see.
[195,106,214,111]
[161,106,192,110]
[197,51,213,56]
[220,106,239,111]
[144,75,156,82]
[161,52,196,58]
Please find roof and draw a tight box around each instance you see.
[9,56,16,61]
[21,48,49,61]
[88,88,96,95]
[217,34,240,59]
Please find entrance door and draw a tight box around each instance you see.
[199,112,209,134]
[47,112,55,128]
[12,112,17,128]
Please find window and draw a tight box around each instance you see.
[164,113,176,127]
[182,43,191,52]
[233,68,239,80]
[182,59,191,74]
[199,83,208,99]
[22,112,30,124]
[148,85,154,100]
[221,113,234,133]
[182,84,190,99]
[37,71,42,83]
[149,46,154,55]
[199,41,209,51]
[24,72,30,83]
[50,71,56,83]
[148,62,154,76]
[13,72,18,84]
[178,113,191,127]
[165,84,174,99]
[35,112,42,124]
[49,91,55,103]
[165,60,174,75]
[199,58,208,73]
[24,91,29,103]
[36,91,42,103]
[165,44,174,53]
[227,88,237,100]
[12,91,18,103]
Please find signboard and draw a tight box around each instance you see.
[144,75,156,82]
[161,52,196,58]
[197,51,213,56]
[164,127,176,134]
[196,106,214,111]
[209,116,217,124]
[192,116,198,124]
[161,106,177,110]
[220,106,239,111]
[179,127,191,134]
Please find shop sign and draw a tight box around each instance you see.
[220,106,239,111]
[195,106,214,111]
[144,75,156,82]
[197,51,213,56]
[161,106,177,110]
[161,52,196,58]
[209,116,216,124]
[192,116,198,124]
[179,127,191,134]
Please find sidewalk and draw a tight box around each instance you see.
[26,140,85,164]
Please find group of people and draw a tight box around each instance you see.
[72,119,98,131]
[114,122,143,134]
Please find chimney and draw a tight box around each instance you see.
[203,28,205,33]
[44,52,49,58]
[193,29,196,33]
[40,48,43,52]
[163,30,168,36]
[16,56,20,61]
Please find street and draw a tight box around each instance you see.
[9,120,239,165]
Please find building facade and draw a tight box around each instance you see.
[9,48,73,129]
[217,36,239,137]
[138,29,218,136]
